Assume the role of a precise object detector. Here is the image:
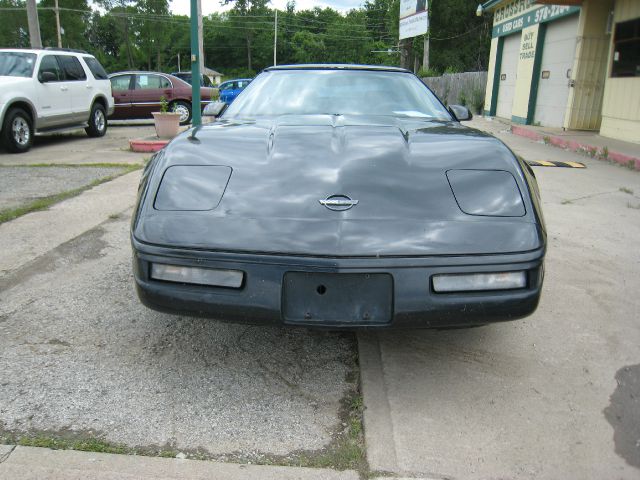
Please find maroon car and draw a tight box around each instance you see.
[108,71,215,124]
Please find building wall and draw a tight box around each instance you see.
[483,0,581,123]
[511,25,540,123]
[600,0,640,143]
[484,37,500,114]
[564,0,613,130]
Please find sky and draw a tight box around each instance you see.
[169,0,367,15]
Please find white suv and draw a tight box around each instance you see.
[0,48,115,153]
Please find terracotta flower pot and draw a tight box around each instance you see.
[152,112,181,139]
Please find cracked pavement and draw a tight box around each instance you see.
[0,214,358,458]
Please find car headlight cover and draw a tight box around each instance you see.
[151,263,243,288]
[446,169,525,217]
[432,271,526,292]
[154,165,232,211]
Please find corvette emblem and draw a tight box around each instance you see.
[319,194,359,211]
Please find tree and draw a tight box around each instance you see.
[0,0,29,48]
[38,0,91,50]
[222,0,271,71]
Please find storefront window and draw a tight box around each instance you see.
[611,17,640,77]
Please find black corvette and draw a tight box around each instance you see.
[131,65,545,329]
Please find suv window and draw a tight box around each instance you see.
[83,57,108,80]
[0,52,36,77]
[38,55,64,82]
[57,55,87,81]
[136,74,171,89]
[110,75,132,91]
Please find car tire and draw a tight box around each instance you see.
[85,102,107,138]
[172,100,192,125]
[1,107,34,153]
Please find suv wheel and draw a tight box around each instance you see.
[172,101,192,125]
[85,103,107,137]
[2,107,33,153]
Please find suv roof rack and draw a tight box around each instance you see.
[44,47,89,54]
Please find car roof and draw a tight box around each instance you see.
[109,71,173,76]
[0,48,94,57]
[263,64,411,73]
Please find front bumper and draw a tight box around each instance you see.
[132,238,545,329]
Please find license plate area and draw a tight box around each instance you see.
[282,272,393,325]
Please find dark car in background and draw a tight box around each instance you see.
[170,71,214,87]
[218,78,251,104]
[108,71,215,124]
[131,64,546,329]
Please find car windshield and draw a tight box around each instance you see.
[0,52,37,77]
[224,69,452,120]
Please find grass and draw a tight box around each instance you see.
[0,391,367,471]
[0,162,141,169]
[0,164,141,225]
[619,187,634,195]
[1,433,179,459]
[0,344,367,474]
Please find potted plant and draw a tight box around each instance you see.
[152,96,181,139]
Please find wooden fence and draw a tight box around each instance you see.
[421,71,488,113]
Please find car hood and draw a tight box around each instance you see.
[134,115,544,257]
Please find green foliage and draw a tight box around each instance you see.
[417,67,440,77]
[159,96,169,113]
[0,0,490,77]
[469,87,484,114]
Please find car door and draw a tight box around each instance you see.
[34,54,71,128]
[219,81,236,103]
[131,73,173,118]
[109,74,134,119]
[56,55,91,122]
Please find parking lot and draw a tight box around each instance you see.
[1,120,639,479]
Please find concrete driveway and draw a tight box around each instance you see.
[360,118,640,479]
[0,122,152,165]
[0,118,639,479]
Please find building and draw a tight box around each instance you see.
[480,0,640,144]
[203,67,223,86]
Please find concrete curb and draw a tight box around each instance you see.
[0,446,360,480]
[511,124,640,170]
[357,332,399,473]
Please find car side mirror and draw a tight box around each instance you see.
[203,101,227,118]
[449,105,473,122]
[39,71,57,83]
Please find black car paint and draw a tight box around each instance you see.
[131,67,546,328]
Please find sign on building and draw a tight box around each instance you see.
[399,0,429,40]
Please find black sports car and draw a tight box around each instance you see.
[131,65,545,329]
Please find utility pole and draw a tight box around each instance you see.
[273,10,278,66]
[197,0,204,72]
[54,0,62,48]
[422,33,429,72]
[26,0,42,49]
[190,0,202,127]
[422,1,430,72]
